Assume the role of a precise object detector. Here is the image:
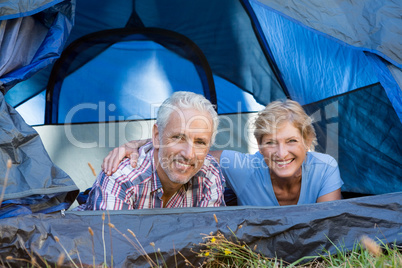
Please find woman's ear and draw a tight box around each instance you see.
[256,137,264,155]
[304,138,313,151]
[258,144,263,154]
[152,124,160,148]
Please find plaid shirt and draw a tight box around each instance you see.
[80,143,225,210]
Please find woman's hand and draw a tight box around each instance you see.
[102,139,150,175]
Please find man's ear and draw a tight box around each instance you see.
[152,124,160,148]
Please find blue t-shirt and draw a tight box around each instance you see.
[220,150,343,206]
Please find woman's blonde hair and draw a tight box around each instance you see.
[254,99,317,150]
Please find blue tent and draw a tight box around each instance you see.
[0,0,401,266]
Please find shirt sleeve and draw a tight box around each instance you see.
[199,155,226,207]
[82,166,134,210]
[220,150,253,194]
[211,170,226,207]
[318,156,344,197]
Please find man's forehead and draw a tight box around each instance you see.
[165,114,212,136]
[168,108,212,124]
[166,125,212,136]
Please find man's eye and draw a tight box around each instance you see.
[172,135,184,140]
[195,140,207,146]
[265,141,275,145]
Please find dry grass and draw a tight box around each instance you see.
[1,212,401,268]
[1,165,401,268]
[191,229,401,268]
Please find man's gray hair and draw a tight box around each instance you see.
[156,91,219,143]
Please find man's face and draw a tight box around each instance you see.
[153,108,213,185]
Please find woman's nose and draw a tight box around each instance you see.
[276,143,288,158]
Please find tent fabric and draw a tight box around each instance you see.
[0,192,401,266]
[1,0,74,96]
[304,83,402,195]
[249,0,402,120]
[1,0,400,208]
[248,0,379,105]
[0,0,66,20]
[0,17,47,79]
[0,0,401,265]
[4,0,133,108]
[253,0,402,67]
[45,28,217,124]
[0,92,79,219]
[35,0,401,199]
[366,54,402,121]
[130,0,287,106]
[43,27,268,125]
[0,0,78,218]
[31,113,257,202]
[6,0,287,111]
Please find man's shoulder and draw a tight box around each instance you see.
[205,153,221,167]
[112,155,153,184]
[191,154,225,191]
[196,154,222,176]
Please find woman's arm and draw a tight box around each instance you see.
[102,139,150,175]
[102,140,223,175]
[316,188,342,202]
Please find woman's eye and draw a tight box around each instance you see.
[288,139,298,143]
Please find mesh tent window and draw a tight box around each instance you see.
[45,27,217,124]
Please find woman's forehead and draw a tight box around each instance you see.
[262,122,302,139]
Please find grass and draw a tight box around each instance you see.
[193,228,402,268]
[1,161,401,267]
[2,213,401,268]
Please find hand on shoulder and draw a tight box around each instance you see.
[101,139,150,175]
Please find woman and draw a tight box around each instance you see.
[102,99,343,206]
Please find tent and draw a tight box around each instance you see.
[1,0,401,266]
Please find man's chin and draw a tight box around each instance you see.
[168,176,192,185]
[167,170,195,184]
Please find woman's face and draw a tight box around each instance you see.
[259,121,310,180]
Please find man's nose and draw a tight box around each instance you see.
[181,141,195,159]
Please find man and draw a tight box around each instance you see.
[80,91,225,210]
